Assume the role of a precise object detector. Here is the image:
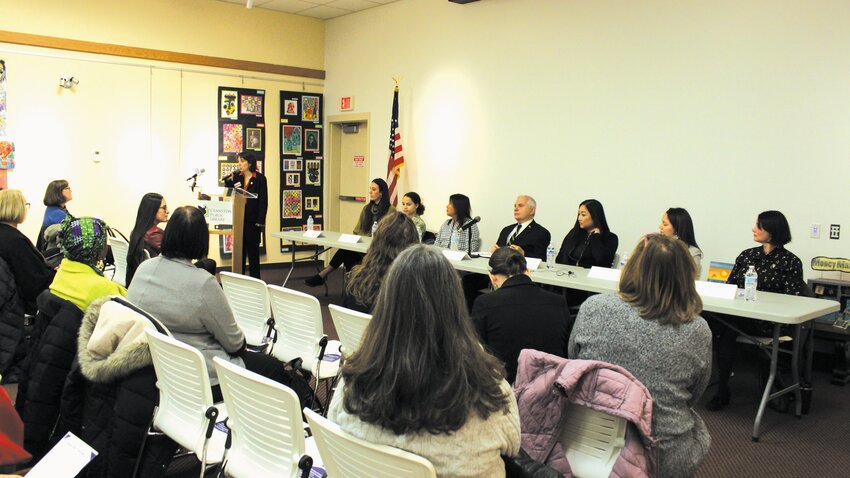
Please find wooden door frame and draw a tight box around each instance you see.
[326,112,370,233]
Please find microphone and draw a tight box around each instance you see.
[221,169,239,182]
[185,168,205,181]
[461,216,481,231]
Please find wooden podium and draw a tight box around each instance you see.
[228,187,258,274]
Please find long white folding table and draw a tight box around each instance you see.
[271,229,839,441]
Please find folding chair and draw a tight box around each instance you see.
[267,285,340,413]
[220,271,275,350]
[139,330,227,478]
[108,235,130,287]
[213,357,313,478]
[304,409,436,478]
[327,304,372,360]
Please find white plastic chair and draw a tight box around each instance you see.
[213,357,313,478]
[220,271,274,349]
[560,405,628,478]
[304,409,436,478]
[109,235,130,287]
[327,304,372,358]
[267,285,340,411]
[142,330,227,478]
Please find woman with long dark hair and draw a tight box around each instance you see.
[659,207,703,275]
[434,193,480,252]
[569,234,711,477]
[306,178,391,287]
[224,153,268,279]
[126,193,167,286]
[343,211,419,313]
[330,245,520,477]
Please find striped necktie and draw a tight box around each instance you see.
[508,224,521,245]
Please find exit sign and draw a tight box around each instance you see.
[340,96,354,111]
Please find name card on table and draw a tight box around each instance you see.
[525,257,542,271]
[587,266,621,281]
[338,234,361,244]
[695,280,738,300]
[303,230,323,239]
[442,250,471,262]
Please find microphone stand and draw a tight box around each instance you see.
[467,222,478,259]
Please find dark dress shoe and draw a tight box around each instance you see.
[304,274,325,287]
[706,392,731,411]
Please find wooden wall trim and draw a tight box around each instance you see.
[0,30,326,80]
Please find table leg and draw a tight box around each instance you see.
[283,239,297,287]
[752,324,781,442]
[791,324,802,417]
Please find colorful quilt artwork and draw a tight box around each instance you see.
[0,141,14,170]
[0,60,7,137]
[222,124,243,153]
[301,96,319,122]
[240,95,263,115]
[283,189,302,219]
[221,90,238,119]
[282,125,302,156]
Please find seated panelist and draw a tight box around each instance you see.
[489,195,551,260]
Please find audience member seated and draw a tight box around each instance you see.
[555,198,618,308]
[126,192,167,286]
[306,178,392,287]
[434,193,481,252]
[330,245,520,477]
[471,247,568,383]
[400,191,427,240]
[36,179,72,252]
[569,234,711,477]
[49,216,126,312]
[708,210,805,411]
[659,207,703,275]
[0,189,55,313]
[490,195,551,260]
[126,206,302,403]
[343,211,419,313]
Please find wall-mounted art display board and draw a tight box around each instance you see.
[217,86,267,257]
[280,91,324,253]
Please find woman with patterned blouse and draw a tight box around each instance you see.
[707,210,805,411]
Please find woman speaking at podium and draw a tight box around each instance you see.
[224,153,268,279]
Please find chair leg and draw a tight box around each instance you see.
[132,409,158,478]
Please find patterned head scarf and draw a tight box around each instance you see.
[59,216,108,268]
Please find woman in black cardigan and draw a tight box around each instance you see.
[556,198,618,308]
[224,153,268,279]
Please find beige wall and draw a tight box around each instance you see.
[325,0,850,279]
[1,0,324,266]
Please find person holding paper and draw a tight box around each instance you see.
[224,153,268,279]
[659,207,703,276]
[707,210,806,411]
[569,234,711,478]
[434,193,480,252]
[343,211,419,313]
[306,178,392,287]
[489,195,550,260]
[471,247,568,383]
[330,245,520,477]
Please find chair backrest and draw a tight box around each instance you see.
[145,329,217,454]
[220,271,272,346]
[267,285,324,373]
[327,304,372,358]
[560,405,628,478]
[109,235,130,287]
[304,409,436,478]
[213,357,307,478]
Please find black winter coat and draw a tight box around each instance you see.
[0,257,25,377]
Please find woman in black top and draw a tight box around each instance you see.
[224,153,268,279]
[707,210,805,411]
[555,198,618,269]
[306,178,391,287]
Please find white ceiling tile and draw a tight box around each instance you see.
[258,0,317,13]
[298,5,352,19]
[326,0,382,12]
[213,0,399,19]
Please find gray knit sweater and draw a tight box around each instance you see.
[568,293,712,478]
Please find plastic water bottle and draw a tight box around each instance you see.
[618,253,630,269]
[744,265,758,301]
[546,243,557,269]
[306,215,314,230]
[371,220,378,235]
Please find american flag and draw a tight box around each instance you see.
[385,86,405,206]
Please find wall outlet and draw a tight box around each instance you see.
[811,223,821,238]
[830,224,840,240]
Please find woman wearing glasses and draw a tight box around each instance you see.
[126,193,169,286]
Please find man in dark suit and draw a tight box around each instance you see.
[490,195,551,259]
[471,247,568,383]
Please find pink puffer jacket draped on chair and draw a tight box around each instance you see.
[513,349,658,477]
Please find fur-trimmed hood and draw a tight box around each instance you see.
[78,296,153,383]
